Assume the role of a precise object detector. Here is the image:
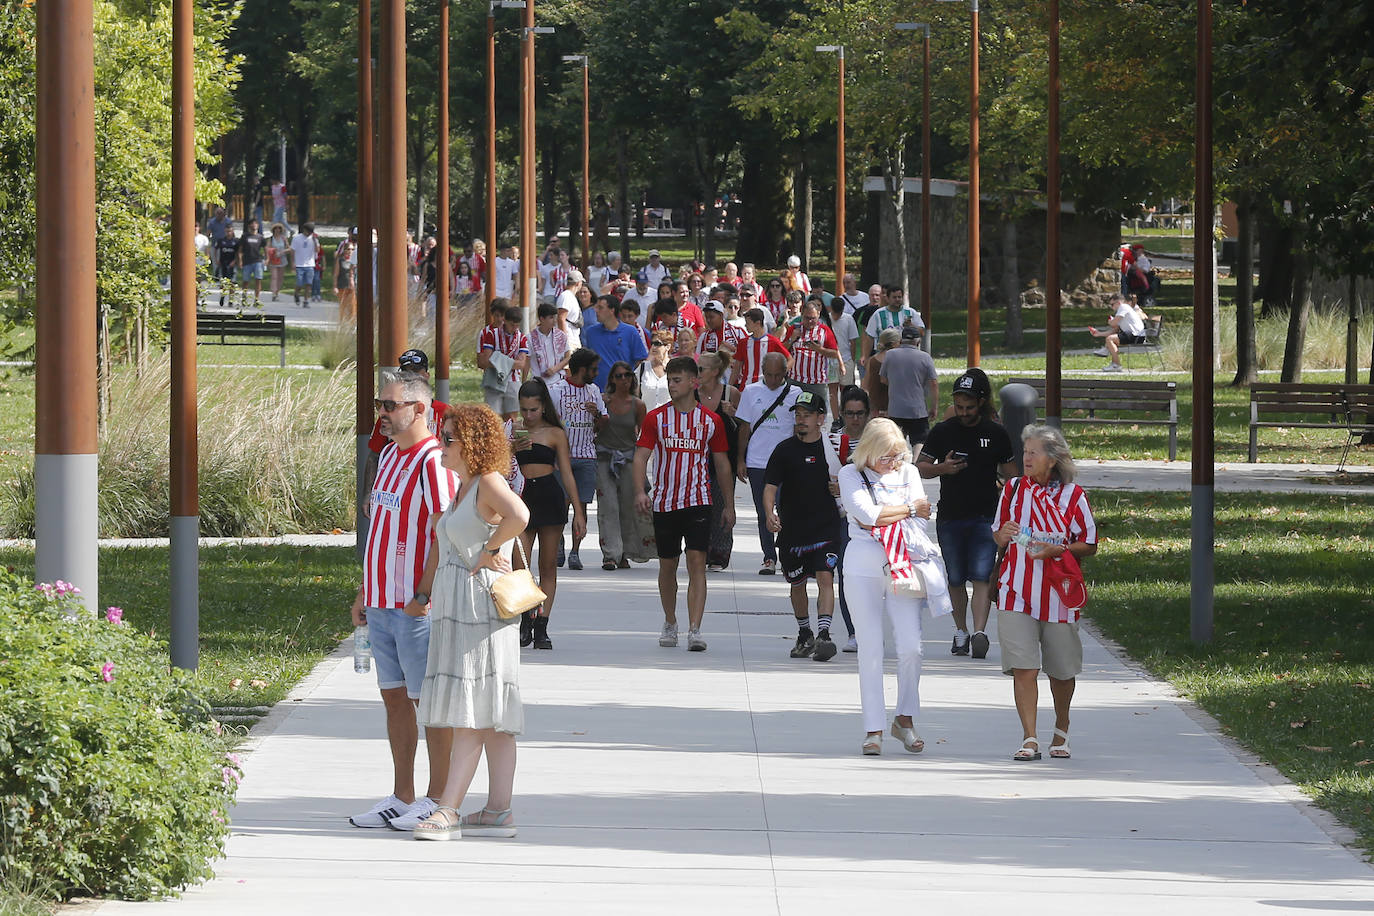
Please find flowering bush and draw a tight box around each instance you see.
[0,570,240,900]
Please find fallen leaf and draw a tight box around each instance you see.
[249,679,268,689]
[1289,720,1307,729]
[1302,746,1333,753]
[1352,740,1366,748]
[1267,701,1277,709]
[1357,760,1373,767]
[229,678,243,690]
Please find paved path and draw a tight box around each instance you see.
[95,497,1373,915]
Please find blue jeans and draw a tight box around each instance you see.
[747,467,776,563]
[294,266,315,300]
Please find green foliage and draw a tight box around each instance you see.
[0,571,240,900]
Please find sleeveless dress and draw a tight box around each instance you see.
[417,479,523,735]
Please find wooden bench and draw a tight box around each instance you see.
[1009,377,1180,460]
[1118,315,1164,370]
[1248,383,1374,468]
[195,312,287,368]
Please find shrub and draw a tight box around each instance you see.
[316,293,489,371]
[0,573,240,900]
[0,357,356,538]
[1158,308,1373,373]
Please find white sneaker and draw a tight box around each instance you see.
[1092,347,1110,357]
[387,796,438,831]
[843,636,858,653]
[349,794,407,828]
[687,629,707,652]
[659,622,679,647]
[1102,362,1123,372]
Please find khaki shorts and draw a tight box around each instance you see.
[998,609,1083,680]
[484,386,519,416]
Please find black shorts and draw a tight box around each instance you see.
[652,506,711,559]
[892,416,930,446]
[1118,331,1145,346]
[778,535,841,584]
[521,474,568,530]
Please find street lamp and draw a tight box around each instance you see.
[894,23,932,348]
[487,1,525,307]
[436,0,450,403]
[1045,0,1061,427]
[520,21,555,335]
[562,54,590,273]
[816,45,845,284]
[937,0,981,367]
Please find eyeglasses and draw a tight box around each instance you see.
[842,409,869,418]
[875,452,903,466]
[375,398,420,413]
[611,371,633,378]
[441,430,455,446]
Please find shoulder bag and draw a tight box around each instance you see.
[480,536,546,620]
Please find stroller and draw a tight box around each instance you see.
[1125,263,1160,308]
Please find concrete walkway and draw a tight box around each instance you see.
[95,496,1373,915]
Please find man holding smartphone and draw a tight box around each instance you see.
[916,371,1016,659]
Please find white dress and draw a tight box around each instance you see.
[417,480,523,734]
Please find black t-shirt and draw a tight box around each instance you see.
[216,236,240,270]
[239,232,264,265]
[921,416,1014,519]
[764,435,842,536]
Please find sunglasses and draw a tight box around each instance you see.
[441,430,455,446]
[651,340,669,347]
[374,398,420,413]
[611,371,633,378]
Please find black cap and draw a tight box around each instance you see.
[398,348,429,371]
[790,391,826,413]
[953,370,990,399]
[900,324,922,340]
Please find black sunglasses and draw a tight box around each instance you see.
[375,398,420,413]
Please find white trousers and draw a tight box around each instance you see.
[844,572,924,733]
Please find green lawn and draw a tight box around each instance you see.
[1086,490,1374,853]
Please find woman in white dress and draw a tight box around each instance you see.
[636,331,672,411]
[408,404,530,840]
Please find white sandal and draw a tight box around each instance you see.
[1013,736,1041,761]
[1049,727,1071,759]
[861,733,882,756]
[890,719,925,754]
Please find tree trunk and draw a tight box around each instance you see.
[1257,213,1293,319]
[541,134,560,244]
[879,146,909,295]
[1002,217,1022,349]
[735,122,792,266]
[563,177,580,262]
[1280,249,1311,382]
[792,147,812,269]
[861,168,880,288]
[617,133,630,261]
[1232,196,1257,385]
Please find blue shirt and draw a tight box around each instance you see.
[582,321,649,389]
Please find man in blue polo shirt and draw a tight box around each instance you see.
[582,294,649,389]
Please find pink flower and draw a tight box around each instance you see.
[55,580,81,597]
[100,662,115,683]
[221,766,242,789]
[105,606,124,625]
[225,752,242,767]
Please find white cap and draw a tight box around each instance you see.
[787,255,802,268]
[567,269,584,284]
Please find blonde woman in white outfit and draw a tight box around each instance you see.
[838,419,953,756]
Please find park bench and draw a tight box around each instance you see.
[195,312,287,367]
[1118,315,1165,371]
[1248,382,1374,469]
[1009,376,1179,460]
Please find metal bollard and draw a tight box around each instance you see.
[998,383,1038,475]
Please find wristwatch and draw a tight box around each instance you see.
[413,592,430,605]
[484,547,500,556]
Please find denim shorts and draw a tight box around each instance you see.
[567,457,597,507]
[367,606,430,699]
[936,515,998,585]
[238,261,265,281]
[294,266,316,291]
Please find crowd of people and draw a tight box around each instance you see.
[345,247,1100,838]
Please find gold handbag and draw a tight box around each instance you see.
[484,537,546,620]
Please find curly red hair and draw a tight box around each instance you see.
[442,404,511,477]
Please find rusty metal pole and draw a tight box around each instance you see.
[519,10,541,336]
[378,0,407,367]
[169,0,198,667]
[968,0,981,367]
[35,0,98,615]
[581,57,590,273]
[836,48,846,284]
[435,0,451,403]
[356,0,375,558]
[485,4,497,306]
[1191,0,1215,643]
[1045,0,1061,428]
[922,29,932,343]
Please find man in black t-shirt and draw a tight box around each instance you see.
[236,219,266,304]
[216,224,240,308]
[916,371,1016,660]
[764,391,844,662]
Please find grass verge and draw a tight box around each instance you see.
[1086,490,1374,854]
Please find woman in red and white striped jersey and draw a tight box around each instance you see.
[787,300,840,408]
[993,425,1097,762]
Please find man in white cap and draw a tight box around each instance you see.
[556,268,586,350]
[639,249,670,288]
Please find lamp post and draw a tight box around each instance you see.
[895,23,932,347]
[1045,0,1061,427]
[562,54,590,273]
[378,0,407,367]
[938,0,981,366]
[816,45,845,284]
[520,20,555,335]
[487,1,525,307]
[435,0,450,403]
[1191,0,1214,643]
[355,11,374,560]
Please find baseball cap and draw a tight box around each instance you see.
[398,348,429,371]
[900,324,922,340]
[952,370,991,399]
[790,391,826,413]
[704,301,725,314]
[567,269,584,284]
[648,249,661,258]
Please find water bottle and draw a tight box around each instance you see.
[1013,529,1034,549]
[353,624,372,673]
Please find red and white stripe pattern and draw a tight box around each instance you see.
[478,325,529,384]
[551,379,605,460]
[696,322,746,357]
[994,477,1097,623]
[789,322,837,384]
[363,438,458,608]
[734,334,790,388]
[870,520,916,586]
[636,403,728,512]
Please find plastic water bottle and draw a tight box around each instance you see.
[353,625,372,673]
[1014,529,1034,549]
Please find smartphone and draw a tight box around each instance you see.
[952,451,969,461]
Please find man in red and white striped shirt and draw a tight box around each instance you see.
[696,301,746,359]
[733,308,791,389]
[478,302,530,419]
[787,300,839,413]
[549,348,606,569]
[633,356,735,653]
[349,373,459,831]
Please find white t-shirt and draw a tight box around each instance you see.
[494,256,519,299]
[736,381,802,469]
[289,232,316,268]
[636,363,670,411]
[1115,301,1146,337]
[556,289,584,350]
[839,290,869,314]
[621,286,656,315]
[1134,253,1153,272]
[586,264,613,294]
[639,262,670,287]
[830,313,860,363]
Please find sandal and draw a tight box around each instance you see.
[1049,727,1071,759]
[861,732,882,756]
[460,807,518,838]
[1013,736,1041,761]
[602,560,618,571]
[412,805,461,841]
[890,719,925,754]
